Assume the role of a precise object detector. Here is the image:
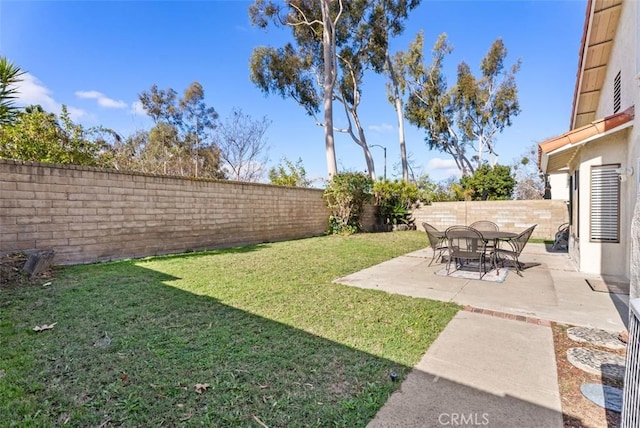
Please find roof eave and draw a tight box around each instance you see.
[539,105,635,173]
[570,0,595,130]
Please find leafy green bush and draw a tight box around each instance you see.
[323,172,373,234]
[413,174,438,205]
[373,180,420,228]
[460,164,516,200]
[0,106,113,167]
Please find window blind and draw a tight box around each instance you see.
[590,165,620,242]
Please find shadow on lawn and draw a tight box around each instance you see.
[139,243,270,262]
[1,260,568,427]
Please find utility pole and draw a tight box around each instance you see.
[194,117,199,178]
[370,144,387,181]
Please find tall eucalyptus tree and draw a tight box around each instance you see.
[401,34,521,175]
[250,0,342,178]
[250,0,419,180]
[138,82,222,178]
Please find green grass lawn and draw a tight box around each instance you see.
[0,232,459,427]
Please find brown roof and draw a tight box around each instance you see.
[538,106,634,173]
[570,0,623,129]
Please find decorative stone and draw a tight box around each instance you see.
[567,326,627,350]
[567,348,626,380]
[580,383,623,413]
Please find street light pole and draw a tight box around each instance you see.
[369,144,387,181]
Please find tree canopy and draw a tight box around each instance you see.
[0,106,114,167]
[250,0,341,178]
[460,164,516,200]
[249,0,419,180]
[268,157,312,187]
[402,34,521,176]
[130,82,224,178]
[511,143,547,200]
[215,108,271,182]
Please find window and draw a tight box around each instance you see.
[590,165,620,242]
[613,71,621,113]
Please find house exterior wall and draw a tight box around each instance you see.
[548,172,570,200]
[596,0,637,121]
[570,0,639,278]
[573,132,630,276]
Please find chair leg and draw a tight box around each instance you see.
[491,251,499,275]
[429,250,437,266]
[514,256,522,276]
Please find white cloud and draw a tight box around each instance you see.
[75,90,127,109]
[427,157,461,178]
[129,100,146,116]
[368,123,394,133]
[15,73,87,121]
[427,157,457,170]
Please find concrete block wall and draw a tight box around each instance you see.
[412,200,570,240]
[0,160,330,264]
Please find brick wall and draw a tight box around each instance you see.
[412,200,569,240]
[1,159,567,265]
[0,160,330,265]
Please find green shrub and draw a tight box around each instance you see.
[373,180,420,228]
[460,164,516,200]
[323,172,373,234]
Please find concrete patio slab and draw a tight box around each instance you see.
[335,243,628,331]
[367,311,563,428]
[337,243,630,427]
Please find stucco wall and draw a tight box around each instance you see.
[548,172,570,200]
[0,160,331,265]
[572,132,630,276]
[412,200,569,240]
[597,0,637,121]
[588,0,639,279]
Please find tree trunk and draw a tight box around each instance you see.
[386,53,408,181]
[356,121,375,180]
[394,96,407,181]
[321,0,338,178]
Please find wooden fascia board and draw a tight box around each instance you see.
[570,0,595,130]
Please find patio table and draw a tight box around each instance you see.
[477,230,518,241]
[445,229,518,274]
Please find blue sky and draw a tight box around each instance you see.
[1,0,586,183]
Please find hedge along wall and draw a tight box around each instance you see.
[412,199,570,240]
[0,159,331,265]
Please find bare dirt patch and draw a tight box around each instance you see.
[552,323,625,428]
[0,252,54,288]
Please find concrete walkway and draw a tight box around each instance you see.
[334,243,629,427]
[368,311,563,428]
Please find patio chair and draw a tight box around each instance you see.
[492,224,537,276]
[469,220,499,231]
[423,222,448,266]
[552,223,569,250]
[469,220,499,251]
[444,226,488,279]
